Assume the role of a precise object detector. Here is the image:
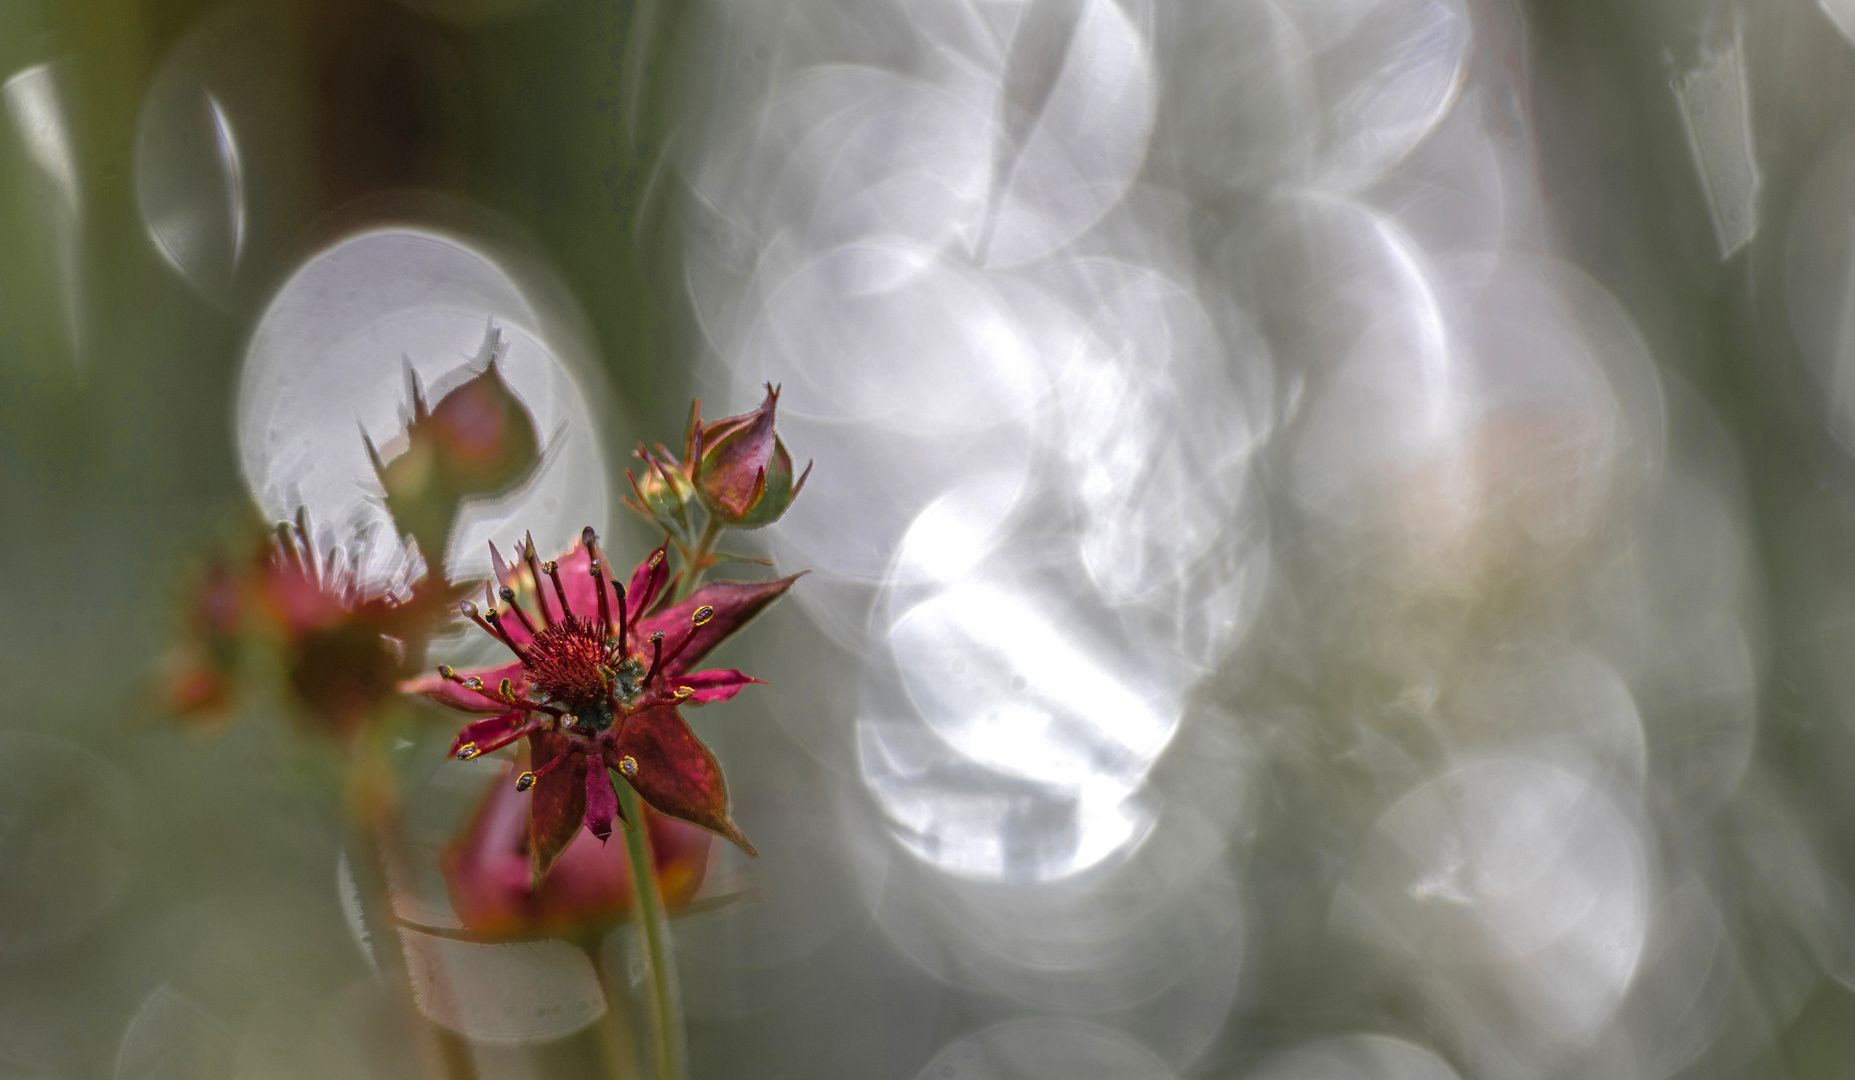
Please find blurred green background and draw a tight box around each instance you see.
[10,0,1855,1078]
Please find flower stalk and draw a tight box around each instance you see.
[616,778,684,1080]
[622,502,735,1080]
[609,387,805,1079]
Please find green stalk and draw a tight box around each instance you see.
[675,515,723,603]
[621,510,724,1080]
[616,778,685,1080]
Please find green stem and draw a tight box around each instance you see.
[616,778,685,1080]
[674,515,724,604]
[613,512,722,1079]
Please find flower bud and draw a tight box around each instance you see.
[625,447,701,542]
[368,325,540,567]
[693,384,810,529]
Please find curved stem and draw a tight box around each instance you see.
[616,778,685,1080]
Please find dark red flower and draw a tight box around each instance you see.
[442,763,714,936]
[405,527,799,877]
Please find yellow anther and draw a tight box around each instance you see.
[542,560,558,575]
[459,599,478,616]
[437,664,456,680]
[515,771,537,792]
[456,743,480,760]
[674,686,694,699]
[618,756,638,776]
[691,605,715,626]
[596,664,617,685]
[589,559,602,577]
[649,550,664,568]
[463,676,484,691]
[498,678,514,698]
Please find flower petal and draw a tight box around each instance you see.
[610,705,755,855]
[449,712,525,758]
[637,574,803,673]
[670,668,766,705]
[626,540,673,622]
[403,660,527,713]
[583,761,620,843]
[526,731,589,878]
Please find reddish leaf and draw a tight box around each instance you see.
[671,668,766,705]
[403,660,527,713]
[449,712,525,758]
[636,574,803,672]
[584,761,620,842]
[526,731,590,878]
[610,706,755,855]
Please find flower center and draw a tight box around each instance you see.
[521,615,611,711]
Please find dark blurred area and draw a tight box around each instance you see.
[9,0,1855,1078]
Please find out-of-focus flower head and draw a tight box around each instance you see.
[624,385,810,543]
[365,324,541,572]
[406,526,799,878]
[442,763,714,936]
[166,330,537,743]
[162,557,248,721]
[165,510,460,740]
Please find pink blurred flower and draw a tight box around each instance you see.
[442,764,714,936]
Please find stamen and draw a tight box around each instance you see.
[498,584,539,637]
[516,746,575,791]
[463,677,484,691]
[659,605,713,671]
[521,532,554,626]
[613,578,630,653]
[480,585,523,657]
[456,718,545,764]
[458,599,501,641]
[543,560,573,618]
[437,664,457,681]
[617,755,638,776]
[294,508,320,587]
[275,523,306,576]
[499,678,514,698]
[642,631,665,685]
[673,686,694,700]
[590,558,613,640]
